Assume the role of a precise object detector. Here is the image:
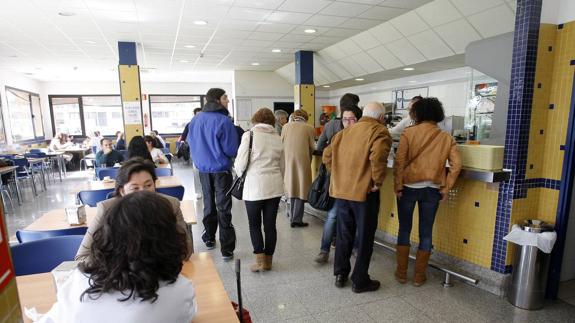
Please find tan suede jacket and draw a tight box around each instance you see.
[323,117,392,202]
[393,122,462,194]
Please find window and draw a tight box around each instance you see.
[149,95,203,134]
[51,97,82,136]
[5,87,44,142]
[0,94,6,144]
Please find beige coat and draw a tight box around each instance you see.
[281,120,315,200]
[75,193,192,261]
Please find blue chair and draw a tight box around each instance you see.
[165,153,173,162]
[10,235,84,276]
[156,185,185,200]
[16,227,88,243]
[77,189,114,207]
[96,168,119,180]
[12,157,38,196]
[155,168,172,177]
[117,150,129,160]
[161,147,170,154]
[165,142,171,151]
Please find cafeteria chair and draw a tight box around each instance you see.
[11,157,38,196]
[10,235,84,276]
[161,147,170,154]
[96,167,119,180]
[0,181,14,212]
[16,227,88,243]
[156,185,185,200]
[155,167,172,177]
[77,188,114,207]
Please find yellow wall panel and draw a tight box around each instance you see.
[294,84,315,127]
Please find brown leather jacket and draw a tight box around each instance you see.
[323,117,392,202]
[393,122,462,194]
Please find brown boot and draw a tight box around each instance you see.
[413,250,431,287]
[263,255,273,271]
[395,245,410,284]
[250,253,265,272]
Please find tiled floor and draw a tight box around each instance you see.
[5,161,575,322]
[558,280,575,306]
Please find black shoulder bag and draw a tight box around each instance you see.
[227,131,253,200]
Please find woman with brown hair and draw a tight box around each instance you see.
[234,108,284,272]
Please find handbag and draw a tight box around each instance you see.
[307,163,334,211]
[227,131,253,200]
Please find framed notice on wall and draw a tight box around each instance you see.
[392,87,429,114]
[123,101,143,124]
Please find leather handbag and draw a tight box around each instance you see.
[307,163,334,211]
[227,131,252,200]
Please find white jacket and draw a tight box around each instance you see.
[234,124,285,201]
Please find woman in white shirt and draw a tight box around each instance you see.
[144,135,169,164]
[234,108,284,272]
[38,190,196,323]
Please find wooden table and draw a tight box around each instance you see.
[74,176,182,192]
[0,165,22,204]
[16,253,238,323]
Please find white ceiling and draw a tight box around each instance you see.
[0,0,435,82]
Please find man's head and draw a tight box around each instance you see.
[362,102,386,123]
[193,107,202,115]
[408,95,423,111]
[100,138,113,151]
[206,88,229,108]
[340,93,360,110]
[274,110,289,126]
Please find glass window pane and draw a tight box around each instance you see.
[6,88,34,141]
[51,97,82,136]
[149,95,201,134]
[82,96,123,136]
[31,95,44,138]
[0,94,6,144]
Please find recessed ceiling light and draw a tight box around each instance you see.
[25,72,34,76]
[184,45,196,49]
[355,78,364,81]
[403,67,415,71]
[322,85,330,88]
[193,20,208,26]
[179,59,190,63]
[9,55,18,58]
[251,62,260,66]
[58,11,75,17]
[84,40,96,45]
[304,29,317,34]
[272,49,281,53]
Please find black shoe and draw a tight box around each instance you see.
[205,241,215,250]
[352,279,381,293]
[222,252,234,262]
[290,222,309,228]
[335,274,348,288]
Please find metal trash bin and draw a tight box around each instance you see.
[507,220,554,310]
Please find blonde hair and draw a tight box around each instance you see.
[290,109,309,122]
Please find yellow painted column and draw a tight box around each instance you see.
[294,50,316,127]
[118,42,144,143]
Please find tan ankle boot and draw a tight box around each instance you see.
[263,255,273,271]
[250,253,265,272]
[413,250,431,287]
[395,245,410,284]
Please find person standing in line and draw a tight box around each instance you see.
[323,102,392,293]
[281,109,315,228]
[234,108,284,272]
[187,88,238,261]
[394,97,461,287]
[316,93,360,152]
[389,96,423,137]
[274,110,289,135]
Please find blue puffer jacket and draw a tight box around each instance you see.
[187,102,238,173]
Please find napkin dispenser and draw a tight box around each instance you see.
[66,205,86,225]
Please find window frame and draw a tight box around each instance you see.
[5,86,45,144]
[148,94,204,135]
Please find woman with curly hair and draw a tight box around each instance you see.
[39,191,196,322]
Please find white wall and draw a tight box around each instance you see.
[541,0,575,24]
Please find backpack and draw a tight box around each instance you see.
[308,164,334,211]
[176,142,190,161]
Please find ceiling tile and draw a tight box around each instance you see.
[319,2,372,17]
[326,61,352,80]
[358,5,407,20]
[369,22,403,44]
[321,28,360,38]
[304,15,349,27]
[407,30,454,60]
[467,4,514,38]
[226,7,272,21]
[433,19,481,54]
[349,30,380,50]
[233,0,285,10]
[335,0,384,4]
[279,34,316,43]
[337,39,363,56]
[311,35,347,44]
[266,11,312,24]
[248,32,285,41]
[351,52,384,73]
[255,23,298,33]
[384,38,426,65]
[389,11,429,36]
[278,0,332,14]
[219,19,260,31]
[319,45,346,61]
[338,57,367,75]
[449,0,504,16]
[416,0,462,27]
[366,44,402,69]
[377,0,431,10]
[339,18,382,30]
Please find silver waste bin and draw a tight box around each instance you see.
[507,220,554,310]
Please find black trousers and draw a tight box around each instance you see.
[199,171,236,256]
[334,192,380,287]
[245,197,281,255]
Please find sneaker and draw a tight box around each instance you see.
[352,279,380,293]
[205,241,215,250]
[222,252,234,262]
[314,251,329,264]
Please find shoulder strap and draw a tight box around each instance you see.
[404,129,442,169]
[240,131,253,178]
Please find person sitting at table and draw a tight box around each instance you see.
[49,132,73,162]
[144,135,169,164]
[127,136,154,163]
[40,191,196,323]
[152,130,167,148]
[95,138,124,167]
[115,131,126,150]
[76,157,192,260]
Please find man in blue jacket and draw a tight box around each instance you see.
[187,88,238,261]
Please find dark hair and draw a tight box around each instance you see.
[340,93,360,109]
[206,88,226,103]
[193,108,202,115]
[251,108,275,126]
[100,137,111,146]
[410,97,445,123]
[128,136,153,162]
[412,95,423,101]
[114,157,157,196]
[340,105,363,119]
[79,191,188,303]
[143,135,157,148]
[152,130,159,135]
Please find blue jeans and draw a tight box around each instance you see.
[320,206,337,253]
[397,186,441,252]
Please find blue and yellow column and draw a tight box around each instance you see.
[118,42,144,143]
[294,51,315,127]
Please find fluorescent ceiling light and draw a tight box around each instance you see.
[179,59,190,63]
[84,40,96,45]
[272,49,281,53]
[184,45,196,48]
[403,67,415,71]
[251,62,260,66]
[355,78,364,81]
[322,85,330,88]
[304,29,317,34]
[193,20,208,25]
[58,11,75,17]
[409,80,417,83]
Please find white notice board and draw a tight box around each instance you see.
[236,99,252,121]
[123,101,142,124]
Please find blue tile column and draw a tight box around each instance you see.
[490,0,543,273]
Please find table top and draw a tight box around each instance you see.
[75,176,182,191]
[16,253,238,323]
[64,147,91,153]
[25,200,198,231]
[0,165,18,174]
[44,151,64,157]
[27,158,44,165]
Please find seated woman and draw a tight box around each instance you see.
[76,157,192,260]
[127,136,154,163]
[39,191,196,323]
[144,135,169,164]
[49,132,74,162]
